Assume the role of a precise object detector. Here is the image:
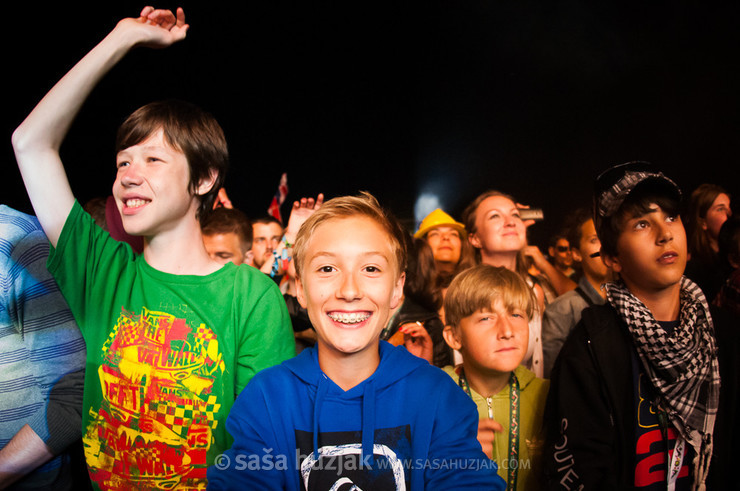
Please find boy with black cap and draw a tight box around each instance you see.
[543,162,738,490]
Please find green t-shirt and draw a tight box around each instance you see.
[48,201,295,490]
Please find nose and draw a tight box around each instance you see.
[337,271,362,301]
[497,315,514,340]
[504,213,518,227]
[119,163,143,187]
[656,220,674,244]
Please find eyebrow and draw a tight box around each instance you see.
[309,251,390,261]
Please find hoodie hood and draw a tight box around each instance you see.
[283,341,427,464]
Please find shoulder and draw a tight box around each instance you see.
[231,263,284,295]
[515,365,550,394]
[544,290,586,316]
[0,206,46,256]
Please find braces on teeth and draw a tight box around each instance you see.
[328,312,370,324]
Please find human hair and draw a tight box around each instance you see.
[686,183,729,265]
[718,215,740,271]
[201,207,253,250]
[292,192,408,280]
[83,196,108,231]
[598,180,682,259]
[444,264,536,329]
[252,215,283,228]
[115,100,228,220]
[405,236,443,312]
[564,207,594,252]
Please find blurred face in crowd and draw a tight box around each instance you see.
[252,221,283,268]
[549,237,573,270]
[572,219,607,282]
[426,226,462,265]
[203,232,248,265]
[703,193,732,243]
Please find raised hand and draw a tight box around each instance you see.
[400,322,434,364]
[117,6,189,49]
[285,194,325,240]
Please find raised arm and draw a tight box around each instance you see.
[11,7,189,246]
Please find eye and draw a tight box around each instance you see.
[317,265,336,274]
[363,265,381,274]
[634,220,649,230]
[116,161,130,169]
[666,214,679,223]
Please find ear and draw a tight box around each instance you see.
[601,250,622,273]
[571,248,583,264]
[295,276,308,309]
[196,169,219,197]
[390,272,406,310]
[468,233,482,249]
[442,325,462,351]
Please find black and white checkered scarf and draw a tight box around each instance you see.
[605,277,720,490]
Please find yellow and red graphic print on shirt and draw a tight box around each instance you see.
[83,307,225,490]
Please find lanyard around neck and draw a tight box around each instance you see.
[459,369,520,490]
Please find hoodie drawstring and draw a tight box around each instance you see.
[362,380,376,465]
[313,376,329,458]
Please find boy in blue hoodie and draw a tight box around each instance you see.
[208,193,504,490]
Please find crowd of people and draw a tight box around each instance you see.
[2,6,739,491]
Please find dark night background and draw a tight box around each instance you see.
[4,1,739,248]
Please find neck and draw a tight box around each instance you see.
[585,273,607,299]
[462,361,511,398]
[143,218,220,275]
[435,260,456,276]
[480,251,518,272]
[318,342,381,392]
[622,279,682,322]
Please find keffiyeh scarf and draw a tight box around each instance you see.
[605,277,720,490]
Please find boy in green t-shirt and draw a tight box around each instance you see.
[12,7,295,490]
[442,264,550,490]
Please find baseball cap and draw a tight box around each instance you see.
[593,161,682,236]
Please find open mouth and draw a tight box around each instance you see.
[125,198,150,209]
[327,312,371,325]
[659,251,678,263]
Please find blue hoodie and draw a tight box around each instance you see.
[208,341,504,490]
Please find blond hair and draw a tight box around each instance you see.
[444,264,536,328]
[292,192,408,279]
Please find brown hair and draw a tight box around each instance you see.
[200,207,253,250]
[686,183,729,264]
[444,264,536,328]
[292,192,407,280]
[115,100,228,220]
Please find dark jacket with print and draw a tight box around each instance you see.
[543,303,739,490]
